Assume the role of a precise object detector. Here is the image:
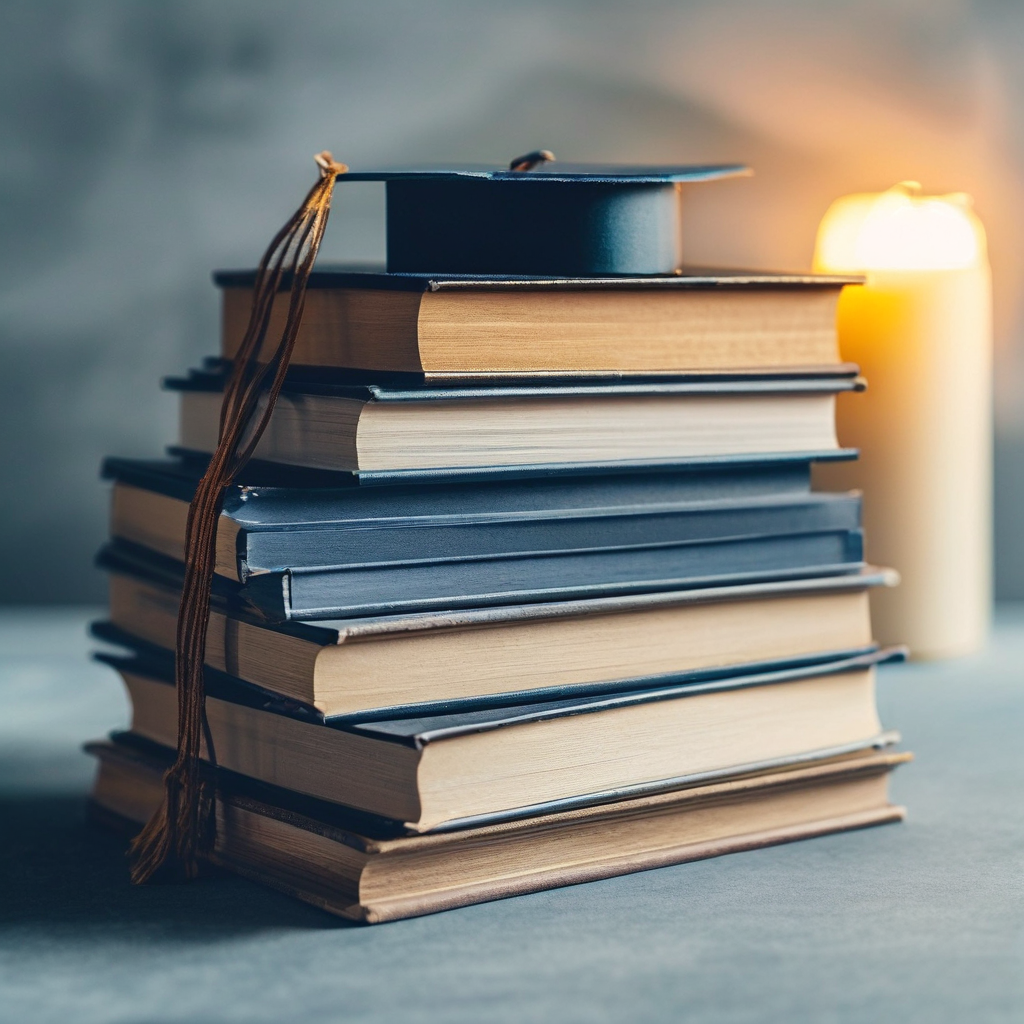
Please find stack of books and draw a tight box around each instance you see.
[88,165,909,924]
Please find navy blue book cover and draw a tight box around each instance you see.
[167,364,864,401]
[213,264,860,293]
[104,457,859,579]
[97,518,865,620]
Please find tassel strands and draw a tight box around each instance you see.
[128,152,348,884]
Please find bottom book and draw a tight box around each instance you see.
[87,737,910,924]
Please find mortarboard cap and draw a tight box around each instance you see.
[341,155,749,277]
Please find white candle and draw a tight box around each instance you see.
[813,183,992,659]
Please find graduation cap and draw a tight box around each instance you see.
[342,151,750,276]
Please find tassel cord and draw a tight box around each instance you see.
[129,152,347,883]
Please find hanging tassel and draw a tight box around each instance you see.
[129,151,348,884]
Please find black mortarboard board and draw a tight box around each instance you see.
[340,158,749,277]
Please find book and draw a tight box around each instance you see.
[88,736,909,924]
[96,569,888,718]
[215,267,858,378]
[98,510,865,618]
[169,370,860,479]
[104,456,862,583]
[100,647,901,832]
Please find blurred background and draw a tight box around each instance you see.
[2,0,1022,603]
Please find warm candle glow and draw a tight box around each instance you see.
[812,182,992,659]
[814,182,985,273]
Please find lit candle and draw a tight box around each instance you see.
[813,182,992,659]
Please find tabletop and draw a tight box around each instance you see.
[1,606,1022,1024]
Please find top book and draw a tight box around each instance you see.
[216,266,859,379]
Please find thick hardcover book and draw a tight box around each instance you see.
[88,736,909,924]
[97,506,865,618]
[97,569,897,720]
[98,646,903,831]
[215,265,861,379]
[168,368,860,481]
[103,456,861,583]
[95,568,890,718]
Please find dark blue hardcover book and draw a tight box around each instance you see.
[213,265,854,292]
[168,364,865,396]
[105,453,816,502]
[104,456,860,582]
[97,518,865,620]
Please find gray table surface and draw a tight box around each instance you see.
[1,607,1022,1024]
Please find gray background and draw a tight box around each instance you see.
[3,0,1023,603]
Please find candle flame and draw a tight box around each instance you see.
[814,182,986,272]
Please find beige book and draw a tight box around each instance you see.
[220,278,844,377]
[110,651,891,832]
[175,386,842,474]
[105,569,880,718]
[89,739,909,923]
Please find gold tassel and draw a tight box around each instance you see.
[129,151,348,884]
